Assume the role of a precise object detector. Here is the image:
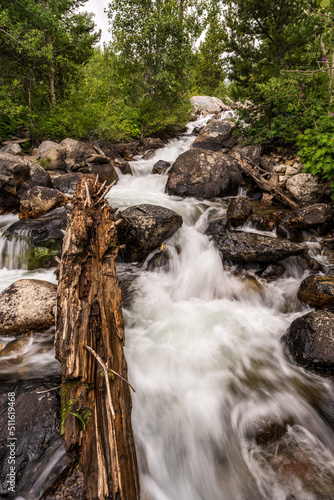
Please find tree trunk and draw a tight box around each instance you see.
[55,175,140,500]
[46,33,56,108]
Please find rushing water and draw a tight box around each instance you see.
[2,114,334,499]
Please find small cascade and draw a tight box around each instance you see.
[0,215,30,270]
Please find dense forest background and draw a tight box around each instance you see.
[1,0,334,180]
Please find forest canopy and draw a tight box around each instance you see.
[0,0,333,168]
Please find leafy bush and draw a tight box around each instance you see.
[297,114,334,194]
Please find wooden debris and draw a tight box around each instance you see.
[55,175,140,500]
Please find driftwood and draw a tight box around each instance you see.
[55,175,140,500]
[236,157,300,210]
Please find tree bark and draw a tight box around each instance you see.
[55,175,140,500]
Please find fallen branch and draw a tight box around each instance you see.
[237,157,300,210]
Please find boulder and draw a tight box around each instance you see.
[0,153,31,211]
[77,163,118,185]
[282,310,334,373]
[0,143,22,155]
[20,161,52,193]
[191,121,234,151]
[229,144,262,166]
[60,138,95,169]
[52,173,82,194]
[286,173,321,205]
[19,186,68,219]
[117,204,183,262]
[189,96,231,115]
[109,141,140,160]
[0,380,65,498]
[4,208,67,269]
[152,160,171,175]
[166,148,243,199]
[280,204,332,231]
[0,279,56,335]
[141,137,165,151]
[227,197,253,227]
[37,141,66,171]
[208,227,305,264]
[297,275,334,308]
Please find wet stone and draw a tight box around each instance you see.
[282,310,334,373]
[297,275,334,308]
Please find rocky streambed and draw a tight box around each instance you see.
[1,99,334,499]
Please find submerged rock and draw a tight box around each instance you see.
[19,186,68,219]
[152,160,171,175]
[166,148,243,199]
[209,228,305,264]
[227,197,253,227]
[117,204,183,262]
[191,121,234,151]
[0,279,56,335]
[282,310,334,373]
[297,275,334,308]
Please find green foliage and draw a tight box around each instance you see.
[236,75,329,147]
[70,409,92,431]
[297,115,334,195]
[222,0,323,90]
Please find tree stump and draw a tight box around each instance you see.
[55,175,140,500]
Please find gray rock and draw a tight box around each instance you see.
[117,204,183,262]
[286,173,321,205]
[111,157,132,175]
[227,197,253,227]
[166,148,243,199]
[77,163,118,185]
[282,310,334,373]
[191,121,235,151]
[208,227,305,264]
[19,186,68,219]
[0,143,22,155]
[20,161,52,193]
[152,160,171,175]
[189,96,231,115]
[0,153,31,211]
[37,141,66,171]
[281,204,332,230]
[229,144,262,166]
[0,279,57,335]
[60,138,96,169]
[52,173,82,194]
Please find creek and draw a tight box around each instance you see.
[1,115,334,499]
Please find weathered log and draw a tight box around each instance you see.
[236,157,300,210]
[55,175,140,500]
